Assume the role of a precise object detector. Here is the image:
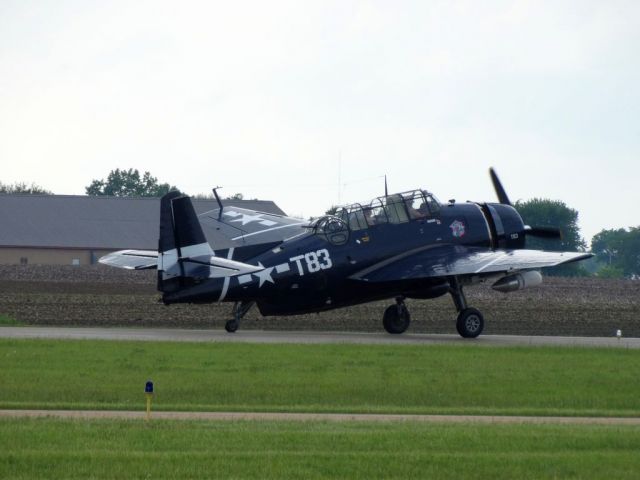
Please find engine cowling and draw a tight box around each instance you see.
[480,203,526,250]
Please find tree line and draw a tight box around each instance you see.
[1,169,638,279]
[1,169,242,200]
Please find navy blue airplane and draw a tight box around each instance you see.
[100,169,591,338]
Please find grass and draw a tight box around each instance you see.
[1,418,640,479]
[0,314,22,326]
[1,339,640,416]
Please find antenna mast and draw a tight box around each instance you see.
[337,151,342,205]
[212,186,223,218]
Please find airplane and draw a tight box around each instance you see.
[100,169,592,338]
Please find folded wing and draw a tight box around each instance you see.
[199,206,308,246]
[99,198,311,270]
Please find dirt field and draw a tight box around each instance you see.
[1,265,638,336]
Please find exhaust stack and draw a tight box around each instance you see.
[492,271,543,293]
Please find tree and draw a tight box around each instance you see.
[591,229,625,266]
[325,205,339,215]
[515,198,588,276]
[0,181,51,194]
[225,193,244,200]
[591,227,640,278]
[86,169,179,197]
[595,264,625,279]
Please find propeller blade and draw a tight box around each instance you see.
[524,225,562,239]
[489,168,511,206]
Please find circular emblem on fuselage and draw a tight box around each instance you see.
[449,220,466,238]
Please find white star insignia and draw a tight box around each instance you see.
[230,213,264,225]
[225,211,278,227]
[254,262,275,287]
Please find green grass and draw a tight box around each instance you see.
[0,314,22,326]
[1,418,640,479]
[1,339,640,416]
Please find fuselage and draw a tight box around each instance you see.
[162,192,527,316]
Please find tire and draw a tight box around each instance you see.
[456,308,484,338]
[383,304,411,334]
[225,320,239,333]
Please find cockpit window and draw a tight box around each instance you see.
[334,206,368,230]
[423,191,441,215]
[328,189,438,233]
[348,204,367,231]
[402,191,430,219]
[385,194,409,224]
[335,207,348,225]
[367,199,388,225]
[313,216,349,245]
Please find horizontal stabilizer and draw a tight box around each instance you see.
[99,250,158,270]
[178,255,264,279]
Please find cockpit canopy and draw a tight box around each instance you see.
[335,190,441,231]
[312,190,441,245]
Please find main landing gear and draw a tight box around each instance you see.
[449,277,484,338]
[380,279,485,338]
[225,301,254,333]
[382,296,411,334]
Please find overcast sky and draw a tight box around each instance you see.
[1,1,638,243]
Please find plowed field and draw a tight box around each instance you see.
[1,265,638,336]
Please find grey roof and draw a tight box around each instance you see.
[0,195,286,250]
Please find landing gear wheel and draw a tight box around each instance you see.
[456,308,484,338]
[225,320,239,333]
[383,304,411,334]
[224,301,255,333]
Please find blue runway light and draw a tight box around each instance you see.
[145,380,154,394]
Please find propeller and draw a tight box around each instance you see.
[489,168,562,240]
[489,168,511,206]
[524,225,562,239]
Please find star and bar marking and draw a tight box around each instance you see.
[234,249,332,289]
[224,210,277,227]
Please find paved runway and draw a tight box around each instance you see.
[1,326,638,348]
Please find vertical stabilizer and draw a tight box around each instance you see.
[158,192,213,293]
[171,196,209,256]
[159,191,181,253]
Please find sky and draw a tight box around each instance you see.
[1,0,639,243]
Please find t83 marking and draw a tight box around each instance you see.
[289,249,333,276]
[236,250,332,288]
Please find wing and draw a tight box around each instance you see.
[100,206,311,270]
[199,206,309,247]
[99,249,158,270]
[350,245,592,282]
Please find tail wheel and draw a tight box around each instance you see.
[456,308,484,338]
[383,304,411,334]
[225,320,239,333]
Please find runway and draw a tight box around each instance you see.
[1,326,638,348]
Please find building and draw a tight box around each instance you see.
[0,195,286,265]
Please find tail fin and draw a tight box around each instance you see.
[159,191,181,254]
[158,192,213,293]
[170,195,211,257]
